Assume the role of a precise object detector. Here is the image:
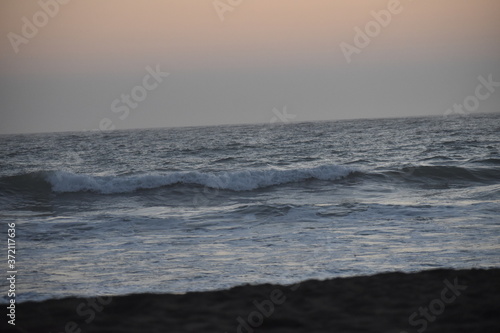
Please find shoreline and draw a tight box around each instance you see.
[5,268,500,332]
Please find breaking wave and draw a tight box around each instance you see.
[0,164,355,194]
[1,163,498,195]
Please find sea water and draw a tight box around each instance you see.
[1,114,499,302]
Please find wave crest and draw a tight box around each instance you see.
[400,165,500,181]
[42,164,354,194]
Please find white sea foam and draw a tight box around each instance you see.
[45,164,355,194]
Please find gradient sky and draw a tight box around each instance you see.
[1,0,499,134]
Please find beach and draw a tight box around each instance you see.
[2,2,500,332]
[4,268,499,332]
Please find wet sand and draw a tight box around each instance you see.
[4,268,500,332]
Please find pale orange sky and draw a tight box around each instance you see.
[1,0,499,133]
[2,0,499,71]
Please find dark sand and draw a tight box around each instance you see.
[4,269,499,333]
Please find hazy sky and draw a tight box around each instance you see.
[1,0,499,134]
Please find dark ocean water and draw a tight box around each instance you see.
[1,114,499,302]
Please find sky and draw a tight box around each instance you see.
[1,0,499,134]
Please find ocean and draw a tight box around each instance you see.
[1,113,499,303]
